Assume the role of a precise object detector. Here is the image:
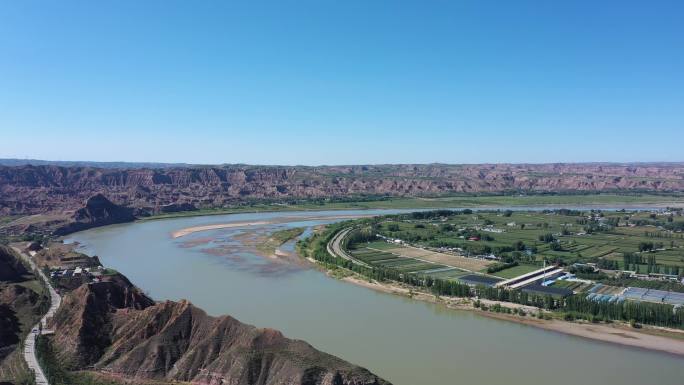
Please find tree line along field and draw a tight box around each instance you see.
[304,219,684,329]
[365,208,684,278]
[138,193,684,222]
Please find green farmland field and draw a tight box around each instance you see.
[491,264,540,279]
[368,208,684,274]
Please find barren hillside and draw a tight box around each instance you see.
[51,278,389,385]
[2,163,683,216]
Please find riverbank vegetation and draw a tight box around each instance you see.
[0,246,50,384]
[138,193,684,221]
[373,208,684,277]
[269,227,306,244]
[299,209,684,330]
[256,227,305,256]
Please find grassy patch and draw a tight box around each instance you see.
[36,335,124,385]
[270,227,306,244]
[101,268,119,276]
[0,249,50,383]
[492,264,540,279]
[256,227,305,256]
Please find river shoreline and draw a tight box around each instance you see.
[141,197,684,222]
[328,268,684,357]
[170,214,372,238]
[66,211,684,385]
[71,208,684,358]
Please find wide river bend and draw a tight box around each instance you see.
[67,209,684,385]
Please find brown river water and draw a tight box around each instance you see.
[67,209,684,385]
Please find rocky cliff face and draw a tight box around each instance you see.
[51,275,155,367]
[52,279,389,385]
[52,194,135,235]
[2,163,683,215]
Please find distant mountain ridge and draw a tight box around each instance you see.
[2,158,684,169]
[52,193,136,235]
[1,162,684,216]
[0,158,198,169]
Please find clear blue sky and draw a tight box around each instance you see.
[1,1,682,165]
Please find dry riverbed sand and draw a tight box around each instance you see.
[171,221,271,238]
[171,214,372,238]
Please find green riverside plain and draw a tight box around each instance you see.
[362,209,684,277]
[141,193,684,221]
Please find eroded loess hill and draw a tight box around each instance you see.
[2,163,684,216]
[51,278,389,385]
[2,193,136,237]
[52,193,135,236]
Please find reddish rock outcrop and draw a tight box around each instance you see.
[52,194,135,236]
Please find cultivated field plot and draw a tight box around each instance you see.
[374,209,684,271]
[589,284,625,296]
[350,248,397,263]
[361,241,397,251]
[522,284,573,298]
[491,264,539,279]
[552,280,593,293]
[349,246,452,274]
[423,269,468,280]
[459,274,503,286]
[378,245,493,272]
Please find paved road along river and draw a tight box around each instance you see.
[14,247,62,385]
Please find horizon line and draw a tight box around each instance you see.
[2,157,684,169]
